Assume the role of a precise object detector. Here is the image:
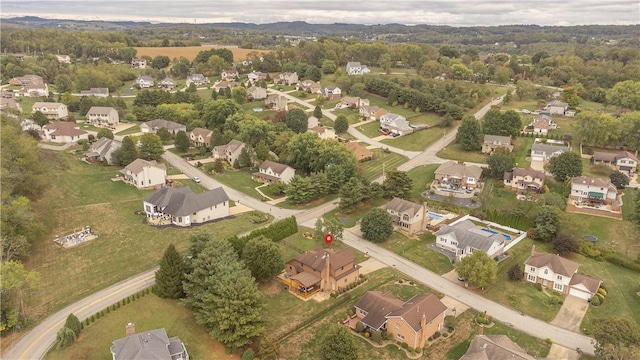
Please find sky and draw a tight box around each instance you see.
[1,0,639,26]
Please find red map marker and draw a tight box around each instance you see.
[324,233,334,247]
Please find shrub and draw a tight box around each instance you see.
[546,338,553,344]
[106,307,110,314]
[371,331,382,344]
[415,347,422,353]
[444,315,458,329]
[126,297,130,304]
[355,321,365,333]
[241,348,254,360]
[598,288,607,297]
[443,333,449,338]
[508,264,523,281]
[401,342,408,349]
[596,293,605,304]
[535,283,543,291]
[590,295,601,306]
[111,304,116,311]
[433,331,442,339]
[90,315,95,323]
[364,332,370,338]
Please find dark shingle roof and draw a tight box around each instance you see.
[355,291,404,330]
[569,273,601,294]
[460,335,536,360]
[144,187,229,217]
[385,197,424,218]
[524,252,579,277]
[387,294,447,332]
[292,248,355,273]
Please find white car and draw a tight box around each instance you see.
[192,176,201,183]
[521,109,531,114]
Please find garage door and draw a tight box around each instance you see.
[569,288,591,300]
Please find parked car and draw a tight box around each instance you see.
[521,109,531,114]
[458,276,466,281]
[193,176,201,183]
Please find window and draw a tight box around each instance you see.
[528,275,536,282]
[554,283,563,291]
[396,333,404,340]
[359,309,366,316]
[344,279,347,283]
[544,269,548,275]
[395,323,401,330]
[556,275,562,280]
[145,205,151,213]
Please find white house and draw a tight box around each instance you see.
[158,77,178,91]
[84,137,121,165]
[569,176,619,205]
[86,106,119,128]
[131,58,147,69]
[530,143,570,162]
[547,100,568,115]
[435,219,505,261]
[524,245,601,300]
[346,62,371,75]
[32,102,68,120]
[359,106,388,121]
[247,86,267,100]
[335,96,370,110]
[247,71,268,83]
[380,113,413,136]
[42,121,89,143]
[120,158,167,189]
[212,139,246,165]
[143,186,230,227]
[185,74,209,87]
[308,125,336,140]
[320,86,342,100]
[252,160,295,184]
[274,72,298,86]
[136,75,154,88]
[140,119,186,134]
[56,55,71,64]
[80,88,110,98]
[221,69,239,81]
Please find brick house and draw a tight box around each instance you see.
[481,135,513,154]
[503,168,545,194]
[283,247,360,295]
[187,127,213,148]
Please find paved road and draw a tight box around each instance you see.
[3,269,157,360]
[328,225,596,355]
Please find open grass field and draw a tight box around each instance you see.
[323,199,388,229]
[332,108,362,124]
[437,143,488,164]
[381,127,445,151]
[24,153,266,321]
[210,168,264,198]
[46,294,236,360]
[512,137,534,168]
[407,164,439,202]
[359,149,408,181]
[380,232,454,274]
[355,121,381,138]
[134,46,270,61]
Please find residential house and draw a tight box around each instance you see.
[434,161,483,190]
[9,75,44,86]
[359,106,388,121]
[527,115,557,135]
[136,75,154,88]
[140,119,186,134]
[384,197,426,236]
[221,69,239,81]
[309,126,336,140]
[307,116,319,129]
[32,102,68,120]
[274,72,299,86]
[336,96,370,110]
[86,106,119,128]
[481,135,513,154]
[55,54,71,64]
[592,151,637,175]
[120,158,167,189]
[435,219,506,261]
[80,88,109,98]
[547,100,568,115]
[344,142,373,162]
[1,90,14,99]
[131,58,147,69]
[110,326,189,360]
[354,291,446,350]
[524,245,601,300]
[247,71,268,83]
[158,77,178,91]
[380,113,414,136]
[187,127,213,148]
[530,143,570,162]
[247,86,267,100]
[264,94,288,111]
[42,122,89,143]
[84,137,121,165]
[284,247,360,294]
[16,83,49,97]
[143,186,230,227]
[0,98,23,113]
[503,168,545,193]
[212,139,246,165]
[296,79,321,93]
[346,62,371,75]
[320,86,342,100]
[569,176,619,205]
[212,81,240,93]
[460,335,536,360]
[252,160,295,184]
[20,119,38,131]
[185,74,209,87]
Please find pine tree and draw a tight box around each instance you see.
[64,313,82,336]
[175,130,191,152]
[241,236,284,282]
[154,244,187,299]
[112,136,138,166]
[55,327,76,350]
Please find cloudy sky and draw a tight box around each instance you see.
[1,0,639,26]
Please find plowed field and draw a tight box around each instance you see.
[133,46,269,61]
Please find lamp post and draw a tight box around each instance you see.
[442,129,447,150]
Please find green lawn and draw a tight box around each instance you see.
[355,121,381,138]
[25,153,267,321]
[512,137,534,168]
[380,232,454,274]
[408,112,442,127]
[46,294,236,360]
[499,99,540,112]
[323,199,388,228]
[115,124,142,136]
[332,108,362,124]
[621,188,638,220]
[211,168,264,198]
[276,226,368,266]
[359,149,408,181]
[437,143,488,164]
[276,193,341,210]
[407,164,439,202]
[366,95,420,118]
[381,127,446,151]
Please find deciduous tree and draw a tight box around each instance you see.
[231,86,248,105]
[112,136,138,166]
[174,130,190,152]
[32,111,49,129]
[320,324,358,360]
[55,327,76,350]
[552,233,578,256]
[456,116,483,151]
[548,152,582,181]
[334,115,349,133]
[285,108,308,133]
[154,244,187,299]
[360,208,393,243]
[96,128,114,140]
[241,236,284,282]
[382,171,412,199]
[455,251,498,289]
[138,133,165,161]
[609,170,630,189]
[487,147,515,178]
[593,317,640,358]
[534,206,559,242]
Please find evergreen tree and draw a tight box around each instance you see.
[382,171,412,199]
[154,244,187,299]
[112,136,138,166]
[175,130,190,152]
[313,105,323,119]
[241,236,284,282]
[334,115,349,133]
[183,238,264,350]
[55,327,76,350]
[64,313,82,336]
[455,116,483,151]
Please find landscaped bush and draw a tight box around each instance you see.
[535,283,543,291]
[547,296,562,305]
[444,315,457,329]
[401,342,409,349]
[508,264,523,281]
[443,332,449,338]
[355,321,365,333]
[371,330,382,344]
[546,338,553,344]
[415,347,422,353]
[364,332,370,338]
[590,295,601,306]
[598,288,607,297]
[433,331,442,339]
[603,253,640,272]
[596,293,605,304]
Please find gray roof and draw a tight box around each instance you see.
[125,158,166,174]
[530,143,569,154]
[144,186,229,217]
[259,160,292,175]
[86,137,121,159]
[142,119,185,131]
[460,335,535,360]
[110,328,187,360]
[86,106,117,116]
[435,161,483,180]
[435,219,504,252]
[384,197,424,218]
[483,135,511,145]
[355,291,404,330]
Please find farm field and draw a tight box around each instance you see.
[134,46,270,61]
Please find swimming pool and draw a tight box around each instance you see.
[427,211,444,220]
[481,228,512,241]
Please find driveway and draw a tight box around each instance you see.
[547,344,580,360]
[550,295,589,332]
[358,258,388,275]
[530,159,545,171]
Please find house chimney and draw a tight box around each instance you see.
[478,324,484,335]
[531,244,536,256]
[126,322,136,336]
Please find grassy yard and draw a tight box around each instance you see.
[210,168,264,198]
[381,127,445,151]
[333,108,362,125]
[355,120,381,138]
[367,95,420,118]
[24,153,267,321]
[621,188,638,220]
[380,232,454,274]
[46,294,236,360]
[115,124,142,136]
[408,113,442,127]
[512,137,534,168]
[276,226,368,265]
[359,149,408,181]
[407,164,439,202]
[437,143,488,164]
[323,199,388,228]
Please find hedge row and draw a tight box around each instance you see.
[247,216,298,242]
